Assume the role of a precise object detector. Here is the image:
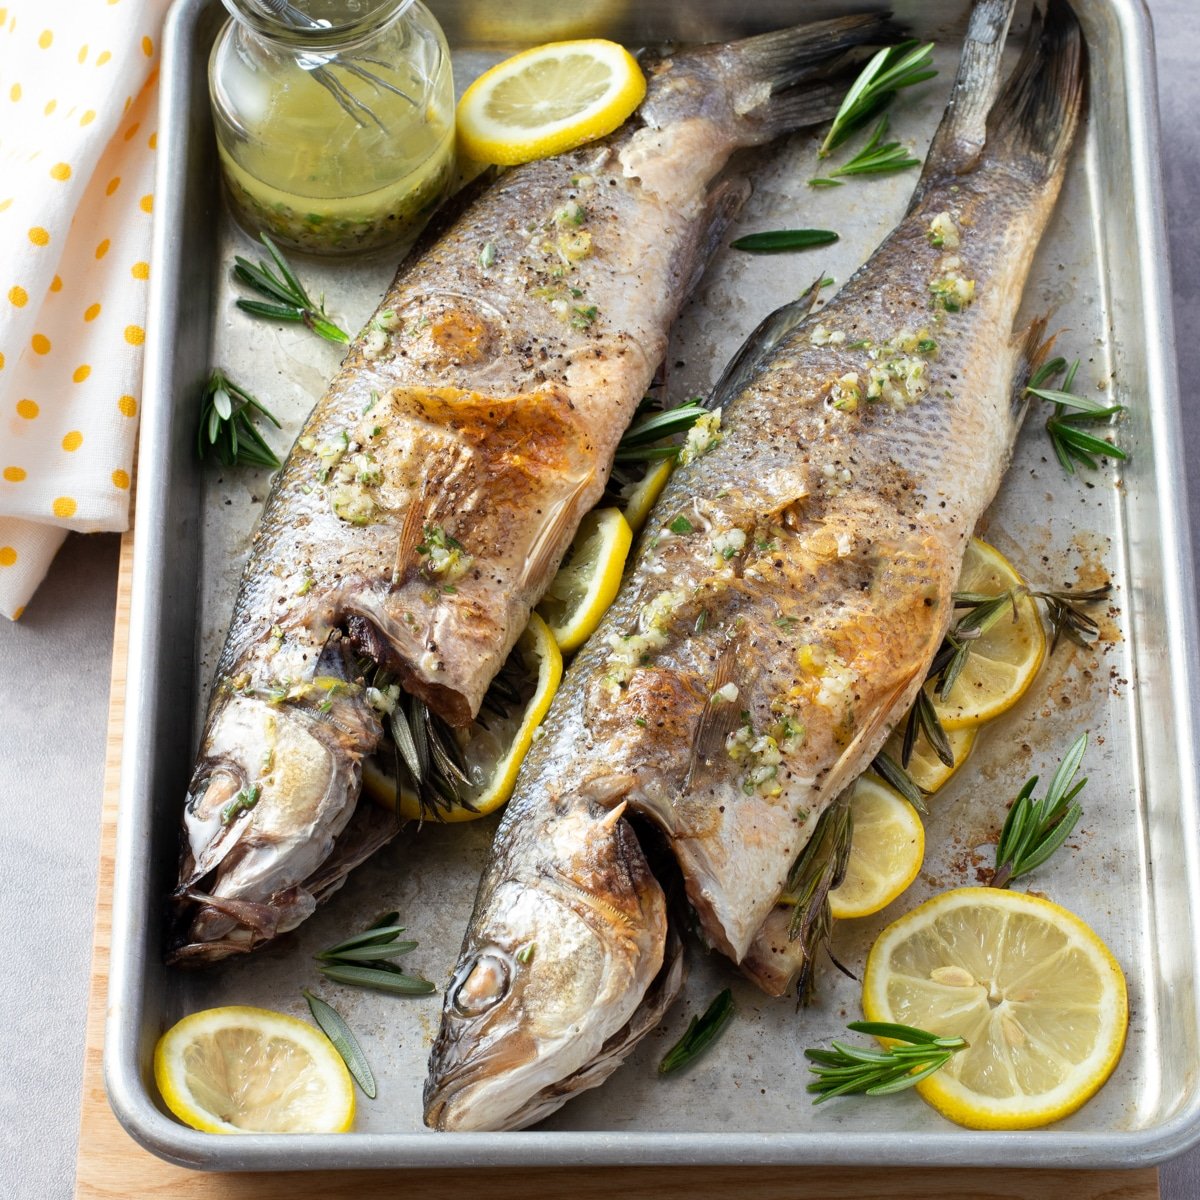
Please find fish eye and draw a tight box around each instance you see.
[450,952,511,1017]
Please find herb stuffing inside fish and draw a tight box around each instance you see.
[168,15,896,963]
[424,0,1085,1131]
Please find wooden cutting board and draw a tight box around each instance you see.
[73,526,1160,1200]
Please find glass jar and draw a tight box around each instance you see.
[209,0,455,255]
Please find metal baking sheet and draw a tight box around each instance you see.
[105,0,1200,1171]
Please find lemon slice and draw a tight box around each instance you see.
[619,459,673,535]
[862,887,1128,1129]
[828,776,925,920]
[363,613,562,822]
[154,1006,355,1134]
[537,506,632,653]
[457,39,647,166]
[881,725,977,795]
[930,538,1046,730]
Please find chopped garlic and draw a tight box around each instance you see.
[711,528,747,561]
[679,409,722,466]
[928,211,961,249]
[362,328,389,359]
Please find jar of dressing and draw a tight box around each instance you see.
[209,0,455,255]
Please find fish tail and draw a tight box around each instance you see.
[919,0,1085,185]
[985,0,1087,185]
[717,13,902,141]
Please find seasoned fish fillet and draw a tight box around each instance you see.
[169,16,894,963]
[425,0,1085,1131]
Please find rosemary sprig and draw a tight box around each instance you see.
[900,579,1108,771]
[1033,583,1112,653]
[233,233,350,344]
[805,1021,968,1103]
[991,733,1087,889]
[730,229,839,253]
[196,369,281,469]
[1025,357,1127,474]
[658,989,735,1075]
[809,115,922,186]
[819,40,937,157]
[303,989,376,1099]
[316,912,435,996]
[370,645,527,819]
[783,794,854,1004]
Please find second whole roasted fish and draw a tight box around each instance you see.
[425,0,1086,1131]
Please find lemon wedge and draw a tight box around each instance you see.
[828,776,925,920]
[538,506,632,653]
[154,1006,355,1134]
[457,39,647,166]
[881,725,978,796]
[862,887,1128,1130]
[363,613,562,822]
[619,458,674,536]
[930,538,1046,730]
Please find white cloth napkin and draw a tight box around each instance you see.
[0,0,170,620]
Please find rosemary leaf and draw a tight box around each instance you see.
[819,40,937,157]
[731,229,839,253]
[319,940,420,963]
[319,920,405,957]
[317,962,436,995]
[1025,386,1110,414]
[614,398,706,463]
[303,989,377,1099]
[658,989,735,1075]
[871,751,927,814]
[235,299,305,322]
[619,403,708,446]
[992,733,1087,888]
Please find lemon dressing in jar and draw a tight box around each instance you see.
[209,0,455,254]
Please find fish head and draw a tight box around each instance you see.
[169,689,380,962]
[424,804,668,1130]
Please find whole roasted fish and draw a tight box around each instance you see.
[425,0,1084,1131]
[169,15,894,963]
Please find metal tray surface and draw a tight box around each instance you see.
[107,0,1200,1171]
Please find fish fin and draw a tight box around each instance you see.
[520,469,596,592]
[393,483,432,587]
[917,0,1019,183]
[683,177,752,299]
[984,0,1086,185]
[819,662,926,806]
[684,637,747,790]
[703,296,813,412]
[718,14,903,101]
[1011,315,1056,419]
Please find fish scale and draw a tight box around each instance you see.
[426,0,1085,1132]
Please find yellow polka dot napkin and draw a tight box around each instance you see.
[0,0,169,620]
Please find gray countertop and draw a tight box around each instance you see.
[1,2,1195,1195]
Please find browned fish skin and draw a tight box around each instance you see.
[425,0,1085,1129]
[169,17,894,963]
